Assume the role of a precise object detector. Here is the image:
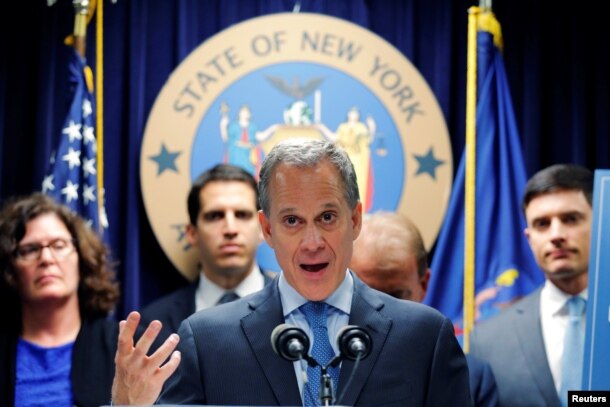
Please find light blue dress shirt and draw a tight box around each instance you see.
[277,270,353,400]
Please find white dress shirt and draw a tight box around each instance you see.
[539,279,588,392]
[195,264,265,311]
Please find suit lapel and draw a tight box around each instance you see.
[241,281,303,406]
[514,290,561,407]
[171,284,197,332]
[337,278,392,406]
[261,268,278,285]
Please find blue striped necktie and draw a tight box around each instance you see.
[300,302,340,406]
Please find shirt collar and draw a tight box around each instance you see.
[541,279,588,317]
[278,270,353,318]
[196,264,265,309]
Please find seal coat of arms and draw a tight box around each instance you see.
[141,13,452,280]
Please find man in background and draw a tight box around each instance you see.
[350,211,499,407]
[140,163,275,341]
[470,164,593,407]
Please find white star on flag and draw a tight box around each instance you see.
[42,174,55,193]
[83,157,96,177]
[62,120,82,142]
[62,147,81,169]
[83,125,95,146]
[82,98,92,118]
[83,184,96,205]
[61,180,79,203]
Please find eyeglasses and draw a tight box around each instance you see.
[14,238,76,262]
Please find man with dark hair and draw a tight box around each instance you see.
[350,211,498,407]
[470,164,594,407]
[140,163,275,342]
[112,139,471,406]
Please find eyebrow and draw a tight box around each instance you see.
[18,236,72,246]
[203,206,256,214]
[276,202,340,217]
[530,210,586,223]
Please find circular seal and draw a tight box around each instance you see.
[141,13,452,280]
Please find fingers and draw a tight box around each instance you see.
[133,318,163,358]
[146,333,180,369]
[112,312,181,405]
[117,311,141,356]
[157,349,181,383]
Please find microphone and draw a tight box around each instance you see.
[336,325,372,361]
[271,324,311,361]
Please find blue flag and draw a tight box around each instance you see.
[424,19,543,334]
[42,49,106,233]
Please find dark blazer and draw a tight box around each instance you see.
[158,274,472,406]
[0,317,119,407]
[470,288,560,407]
[140,268,276,342]
[466,354,499,407]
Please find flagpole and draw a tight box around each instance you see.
[72,1,89,57]
[72,0,106,233]
[96,0,105,231]
[463,5,480,353]
[464,0,504,353]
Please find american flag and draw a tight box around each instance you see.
[42,49,107,232]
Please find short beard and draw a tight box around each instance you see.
[218,264,250,278]
[546,266,586,281]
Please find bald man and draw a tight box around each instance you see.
[350,211,498,407]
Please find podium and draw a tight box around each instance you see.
[582,169,610,389]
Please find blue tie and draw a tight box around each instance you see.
[217,291,239,304]
[559,296,586,406]
[301,302,340,406]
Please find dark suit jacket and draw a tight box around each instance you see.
[0,317,119,407]
[140,268,276,342]
[470,288,560,407]
[466,354,499,407]
[158,275,472,406]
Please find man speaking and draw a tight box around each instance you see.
[112,139,471,406]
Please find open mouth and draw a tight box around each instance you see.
[301,263,328,272]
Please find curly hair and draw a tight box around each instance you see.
[0,193,119,319]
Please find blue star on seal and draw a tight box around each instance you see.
[413,147,445,180]
[149,143,181,176]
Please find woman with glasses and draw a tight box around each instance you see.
[0,193,122,407]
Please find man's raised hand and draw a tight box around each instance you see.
[111,311,181,405]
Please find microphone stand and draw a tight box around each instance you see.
[319,355,342,406]
[272,324,371,406]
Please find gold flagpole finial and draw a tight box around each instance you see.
[65,0,97,55]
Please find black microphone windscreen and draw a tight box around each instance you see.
[271,323,292,355]
[336,325,372,361]
[271,323,310,361]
